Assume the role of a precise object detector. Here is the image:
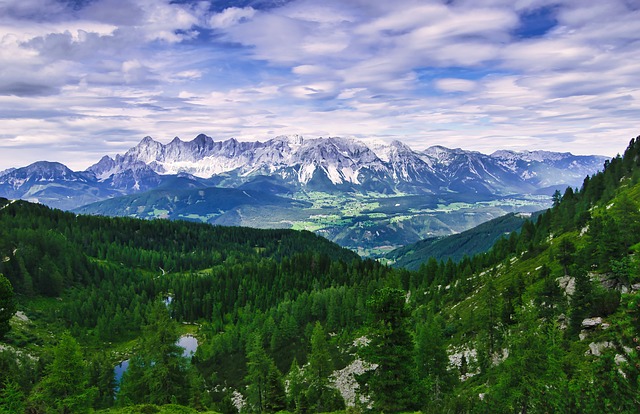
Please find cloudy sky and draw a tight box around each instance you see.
[1,0,639,170]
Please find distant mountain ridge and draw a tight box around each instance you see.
[84,134,606,196]
[0,134,608,254]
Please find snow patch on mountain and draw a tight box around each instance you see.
[0,168,15,178]
[78,134,607,196]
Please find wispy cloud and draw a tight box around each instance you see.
[0,0,638,170]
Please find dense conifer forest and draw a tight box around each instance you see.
[2,136,640,413]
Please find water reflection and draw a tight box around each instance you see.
[114,335,198,385]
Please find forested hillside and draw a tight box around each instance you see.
[1,136,640,413]
[384,212,541,270]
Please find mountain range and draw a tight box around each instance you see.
[0,134,607,253]
[83,134,603,195]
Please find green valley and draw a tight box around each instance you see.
[1,136,640,413]
[76,187,550,258]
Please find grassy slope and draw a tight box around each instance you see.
[433,171,640,400]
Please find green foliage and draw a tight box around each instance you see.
[0,273,15,340]
[5,136,640,412]
[119,302,193,406]
[308,322,333,382]
[264,365,286,413]
[302,322,344,413]
[358,287,418,412]
[0,379,25,414]
[89,351,117,409]
[414,315,456,411]
[484,307,568,413]
[29,332,96,413]
[0,347,37,399]
[97,404,221,413]
[387,213,535,270]
[245,334,274,413]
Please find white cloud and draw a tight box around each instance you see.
[0,0,639,170]
[436,79,477,93]
[209,7,256,29]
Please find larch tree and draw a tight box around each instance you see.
[30,333,95,413]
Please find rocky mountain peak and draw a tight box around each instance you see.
[74,134,608,195]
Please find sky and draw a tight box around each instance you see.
[0,0,639,171]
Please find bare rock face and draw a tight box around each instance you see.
[557,276,575,296]
[582,317,603,329]
[330,358,377,407]
[448,346,478,381]
[586,341,614,356]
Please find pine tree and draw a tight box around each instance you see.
[305,322,344,412]
[285,357,304,411]
[557,239,576,275]
[88,351,116,409]
[536,264,564,321]
[308,322,332,381]
[487,306,568,413]
[568,268,593,338]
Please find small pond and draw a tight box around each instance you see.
[114,335,198,384]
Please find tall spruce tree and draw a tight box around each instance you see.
[245,334,273,413]
[88,351,116,409]
[264,364,286,413]
[305,322,344,412]
[0,273,15,340]
[358,287,418,412]
[415,315,455,410]
[487,306,568,413]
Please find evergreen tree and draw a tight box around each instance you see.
[88,351,116,409]
[557,239,576,275]
[245,334,273,413]
[29,333,95,413]
[285,358,304,411]
[414,316,455,411]
[264,364,286,413]
[117,355,147,406]
[536,264,563,321]
[552,189,562,207]
[487,307,568,413]
[358,287,418,412]
[217,391,239,414]
[568,268,593,338]
[0,273,15,340]
[0,380,25,414]
[308,322,332,382]
[119,301,193,406]
[305,323,344,412]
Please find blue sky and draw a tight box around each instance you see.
[0,0,639,170]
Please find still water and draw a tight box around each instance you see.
[114,335,198,384]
